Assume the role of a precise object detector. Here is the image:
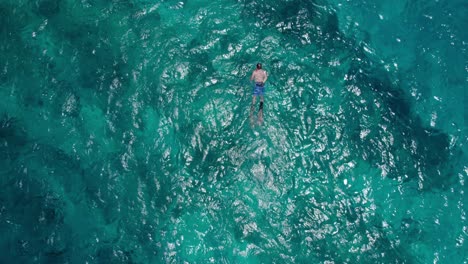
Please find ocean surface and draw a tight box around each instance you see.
[0,0,467,263]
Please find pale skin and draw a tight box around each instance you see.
[250,67,268,124]
[250,68,268,104]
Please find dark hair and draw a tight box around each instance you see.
[256,63,262,69]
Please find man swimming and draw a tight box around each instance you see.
[250,63,268,124]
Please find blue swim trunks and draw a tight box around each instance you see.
[252,82,265,96]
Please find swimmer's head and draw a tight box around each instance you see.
[256,63,262,69]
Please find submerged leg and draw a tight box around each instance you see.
[250,96,256,126]
[258,96,264,124]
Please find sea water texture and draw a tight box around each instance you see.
[0,0,466,263]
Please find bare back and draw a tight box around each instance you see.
[251,69,267,83]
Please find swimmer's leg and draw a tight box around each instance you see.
[258,95,264,124]
[250,96,256,126]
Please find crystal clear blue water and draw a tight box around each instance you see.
[0,0,466,263]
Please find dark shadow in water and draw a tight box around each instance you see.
[0,115,27,163]
[33,0,61,18]
[0,114,87,262]
[343,57,455,190]
[241,0,459,192]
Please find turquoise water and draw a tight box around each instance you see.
[0,0,467,263]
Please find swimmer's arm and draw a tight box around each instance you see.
[263,71,268,83]
[250,71,255,81]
